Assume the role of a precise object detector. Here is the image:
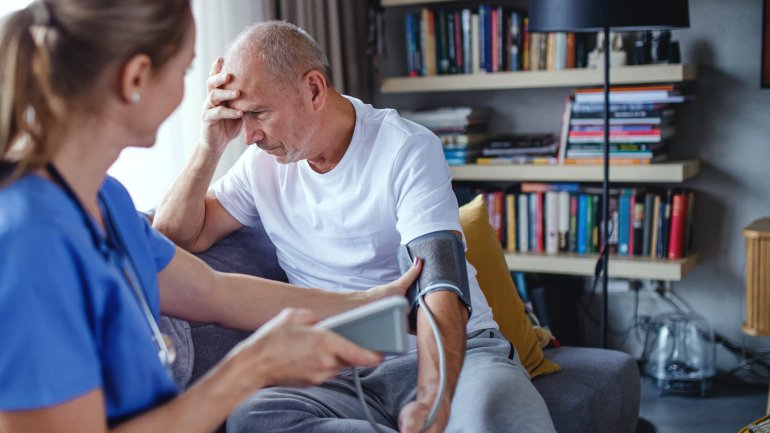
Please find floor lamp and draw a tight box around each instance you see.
[528,0,690,348]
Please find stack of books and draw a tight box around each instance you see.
[400,107,489,165]
[560,85,686,165]
[476,134,559,165]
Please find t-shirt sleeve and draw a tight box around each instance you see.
[0,225,101,410]
[137,212,176,272]
[211,147,261,227]
[392,132,463,244]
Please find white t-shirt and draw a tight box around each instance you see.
[213,96,497,337]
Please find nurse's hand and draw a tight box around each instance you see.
[227,308,381,388]
[365,256,422,302]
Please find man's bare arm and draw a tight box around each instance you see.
[154,58,244,252]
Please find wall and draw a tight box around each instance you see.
[374,0,770,369]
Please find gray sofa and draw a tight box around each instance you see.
[162,221,641,433]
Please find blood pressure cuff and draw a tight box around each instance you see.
[397,231,472,327]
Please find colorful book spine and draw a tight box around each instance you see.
[505,193,516,253]
[568,194,578,253]
[577,194,589,254]
[650,194,661,258]
[558,191,570,252]
[642,193,654,256]
[667,192,689,258]
[618,193,630,256]
[518,193,529,252]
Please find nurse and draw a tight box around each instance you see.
[0,1,420,432]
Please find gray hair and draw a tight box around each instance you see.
[226,20,333,89]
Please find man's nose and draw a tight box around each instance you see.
[242,121,265,144]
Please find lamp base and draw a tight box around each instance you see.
[650,376,711,397]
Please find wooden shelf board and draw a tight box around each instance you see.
[382,0,456,5]
[381,64,697,93]
[450,160,700,183]
[503,252,697,281]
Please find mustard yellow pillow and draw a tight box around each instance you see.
[460,195,561,378]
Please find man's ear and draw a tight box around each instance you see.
[303,69,328,112]
[120,53,152,104]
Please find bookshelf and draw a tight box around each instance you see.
[504,252,697,281]
[451,160,700,183]
[380,1,700,282]
[382,64,697,93]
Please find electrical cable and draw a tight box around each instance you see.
[352,287,450,433]
[415,290,447,430]
[352,368,390,433]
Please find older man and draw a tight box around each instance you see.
[154,21,555,433]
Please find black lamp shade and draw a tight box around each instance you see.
[529,0,690,32]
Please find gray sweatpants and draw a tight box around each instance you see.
[227,328,556,433]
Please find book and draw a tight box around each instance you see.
[650,194,661,258]
[577,194,589,254]
[505,193,516,253]
[475,156,558,165]
[633,199,644,256]
[568,194,578,253]
[545,191,559,253]
[590,194,599,253]
[642,193,654,256]
[618,192,630,256]
[422,8,437,76]
[567,129,674,143]
[518,193,529,252]
[573,85,684,104]
[563,156,667,165]
[520,182,580,193]
[400,106,490,130]
[609,194,619,254]
[667,192,689,258]
[558,191,570,252]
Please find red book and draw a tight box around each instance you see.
[667,193,689,259]
[492,191,504,243]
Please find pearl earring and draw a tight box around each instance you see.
[131,92,141,104]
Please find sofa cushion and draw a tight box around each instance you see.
[190,223,288,383]
[159,221,289,388]
[459,195,561,378]
[534,346,641,433]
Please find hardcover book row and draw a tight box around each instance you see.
[404,5,586,77]
[454,183,695,260]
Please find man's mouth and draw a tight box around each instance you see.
[256,142,281,151]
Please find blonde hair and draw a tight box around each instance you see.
[0,0,192,185]
[227,20,333,90]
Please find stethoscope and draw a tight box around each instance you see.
[45,164,176,371]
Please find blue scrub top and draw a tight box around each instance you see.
[0,174,178,424]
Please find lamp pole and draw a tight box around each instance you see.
[601,26,611,349]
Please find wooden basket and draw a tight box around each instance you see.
[744,218,770,336]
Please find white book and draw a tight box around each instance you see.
[517,193,529,252]
[471,13,480,74]
[545,192,559,254]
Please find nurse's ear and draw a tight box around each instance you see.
[120,54,152,105]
